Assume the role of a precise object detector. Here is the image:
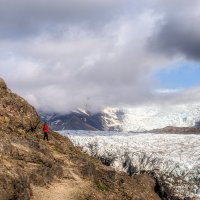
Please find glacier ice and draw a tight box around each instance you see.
[60,130,200,199]
[103,104,200,131]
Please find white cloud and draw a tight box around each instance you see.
[0,0,200,113]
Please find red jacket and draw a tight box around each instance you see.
[43,123,49,133]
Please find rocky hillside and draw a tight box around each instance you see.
[0,78,161,200]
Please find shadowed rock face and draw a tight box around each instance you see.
[0,78,161,200]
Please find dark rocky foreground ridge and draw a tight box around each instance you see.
[0,78,161,200]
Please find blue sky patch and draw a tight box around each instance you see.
[154,61,200,89]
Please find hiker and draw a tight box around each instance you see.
[43,122,49,141]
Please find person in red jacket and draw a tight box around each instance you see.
[43,122,49,141]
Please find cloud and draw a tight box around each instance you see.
[152,86,200,107]
[0,0,133,39]
[148,0,200,60]
[0,0,200,113]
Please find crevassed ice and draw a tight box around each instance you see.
[59,130,200,199]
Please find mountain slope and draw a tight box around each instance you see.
[39,110,105,131]
[0,78,160,200]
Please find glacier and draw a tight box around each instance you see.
[103,103,200,131]
[60,130,200,199]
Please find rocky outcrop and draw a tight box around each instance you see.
[0,78,161,200]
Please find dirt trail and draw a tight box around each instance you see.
[32,180,81,200]
[31,170,89,200]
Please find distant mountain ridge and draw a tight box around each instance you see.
[39,110,105,131]
[39,104,200,132]
[39,108,123,131]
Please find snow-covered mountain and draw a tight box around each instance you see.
[39,108,124,131]
[39,103,200,131]
[60,130,200,199]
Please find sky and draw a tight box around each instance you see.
[0,0,200,113]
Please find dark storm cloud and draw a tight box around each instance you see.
[148,0,200,60]
[0,0,132,39]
